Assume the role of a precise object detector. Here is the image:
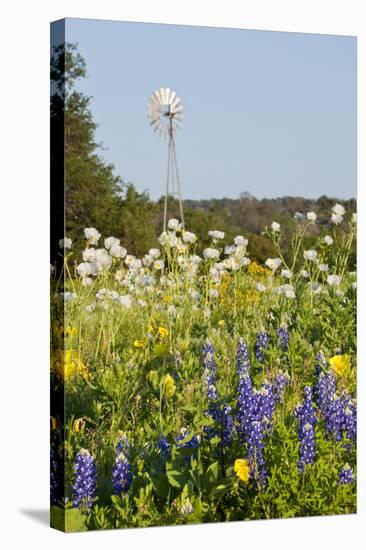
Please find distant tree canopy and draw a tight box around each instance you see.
[51,44,356,264]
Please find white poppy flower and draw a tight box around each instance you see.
[88,262,100,276]
[274,284,295,298]
[319,263,329,272]
[281,269,293,279]
[59,237,72,249]
[323,235,333,246]
[304,250,317,262]
[129,258,142,270]
[203,248,220,260]
[82,248,96,262]
[208,230,225,241]
[327,274,341,286]
[265,258,282,271]
[332,203,345,216]
[96,288,107,300]
[331,212,343,225]
[224,244,236,255]
[159,231,179,248]
[234,235,248,246]
[118,294,132,308]
[84,227,101,245]
[271,221,281,232]
[110,244,127,259]
[81,277,93,287]
[300,269,309,278]
[309,282,322,294]
[153,260,165,270]
[104,236,120,250]
[167,218,181,231]
[182,231,197,244]
[142,254,154,267]
[307,212,317,222]
[149,248,161,259]
[95,248,112,270]
[77,262,92,277]
[190,255,203,265]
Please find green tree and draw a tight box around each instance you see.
[51,43,125,247]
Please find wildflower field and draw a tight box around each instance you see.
[50,204,357,531]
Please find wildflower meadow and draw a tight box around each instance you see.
[50,204,357,531]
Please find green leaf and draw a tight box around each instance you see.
[151,474,170,498]
[210,478,233,499]
[167,469,186,489]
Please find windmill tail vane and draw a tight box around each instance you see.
[147,87,185,231]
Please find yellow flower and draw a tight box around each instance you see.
[218,319,225,327]
[73,418,85,432]
[65,326,78,337]
[133,339,146,349]
[51,349,88,381]
[161,374,176,398]
[158,327,169,339]
[329,354,351,377]
[234,458,250,482]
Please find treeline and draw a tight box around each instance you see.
[52,43,356,264]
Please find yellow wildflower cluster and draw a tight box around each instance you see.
[329,354,351,378]
[247,261,270,281]
[161,374,176,398]
[51,349,88,381]
[234,458,250,482]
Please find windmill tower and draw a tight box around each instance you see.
[147,87,185,231]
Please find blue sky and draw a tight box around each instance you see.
[66,18,356,200]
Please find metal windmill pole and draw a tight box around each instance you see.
[147,88,185,231]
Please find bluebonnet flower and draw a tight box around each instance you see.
[294,387,317,472]
[273,371,290,403]
[112,452,133,494]
[246,420,266,486]
[202,342,218,400]
[338,463,355,485]
[277,327,289,351]
[315,371,336,418]
[343,398,357,443]
[326,392,346,441]
[254,383,276,433]
[116,431,130,455]
[156,435,171,461]
[315,359,357,445]
[237,368,254,440]
[50,447,59,504]
[236,339,251,376]
[236,341,279,486]
[72,449,96,509]
[202,342,235,448]
[255,330,268,362]
[219,404,235,447]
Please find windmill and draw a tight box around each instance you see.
[147,87,185,231]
